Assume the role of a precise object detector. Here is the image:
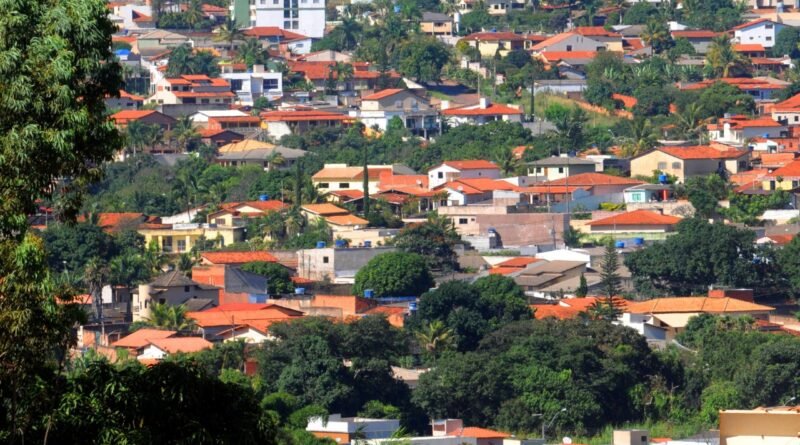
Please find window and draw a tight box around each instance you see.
[458,218,468,224]
[338,182,349,188]
[535,167,543,173]
[159,298,166,304]
[557,167,564,173]
[284,20,291,28]
[230,79,243,91]
[657,162,667,170]
[766,23,773,29]
[184,286,190,292]
[566,45,573,51]
[318,182,329,188]
[263,78,279,90]
[162,236,172,252]
[766,36,772,41]
[177,239,186,252]
[671,162,681,170]
[313,0,320,3]
[323,256,329,264]
[395,100,402,108]
[437,172,443,179]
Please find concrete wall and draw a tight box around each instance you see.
[297,246,396,282]
[719,410,800,444]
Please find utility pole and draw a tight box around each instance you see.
[362,142,370,219]
[529,69,535,122]
[294,158,302,209]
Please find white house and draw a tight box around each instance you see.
[136,337,213,361]
[350,89,440,138]
[427,160,501,189]
[221,64,282,105]
[306,414,400,443]
[441,98,523,126]
[234,0,325,39]
[708,115,787,147]
[732,18,785,49]
[526,156,598,181]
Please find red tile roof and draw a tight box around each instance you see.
[574,26,620,37]
[442,102,523,116]
[772,93,800,112]
[765,159,800,179]
[627,297,774,314]
[763,234,794,245]
[734,43,766,52]
[173,91,235,98]
[147,337,213,354]
[731,18,777,31]
[113,329,177,349]
[188,306,303,328]
[205,303,304,316]
[671,30,719,38]
[220,200,288,213]
[656,146,748,160]
[543,172,644,187]
[462,31,524,41]
[325,214,369,226]
[452,427,510,439]
[200,251,278,265]
[531,32,576,51]
[362,89,405,101]
[587,210,682,226]
[495,256,540,268]
[540,51,599,62]
[119,90,145,101]
[439,160,499,170]
[243,26,309,41]
[302,203,350,216]
[442,178,515,194]
[260,109,350,122]
[110,109,157,123]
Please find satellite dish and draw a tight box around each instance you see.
[562,438,573,445]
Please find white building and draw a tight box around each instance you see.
[732,18,785,49]
[427,160,501,189]
[441,98,523,127]
[306,414,400,444]
[221,65,283,105]
[234,0,325,39]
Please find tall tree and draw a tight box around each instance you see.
[215,17,245,47]
[0,0,122,440]
[600,241,621,299]
[706,35,749,78]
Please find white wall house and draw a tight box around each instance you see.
[221,65,282,105]
[427,160,501,190]
[732,18,785,49]
[248,0,325,38]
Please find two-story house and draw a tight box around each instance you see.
[420,12,453,36]
[221,64,282,105]
[630,146,750,183]
[527,156,597,180]
[531,31,608,54]
[146,75,235,116]
[461,31,525,58]
[427,160,501,189]
[441,98,523,126]
[311,163,416,195]
[350,89,440,137]
[670,30,718,54]
[732,18,785,49]
[261,108,352,140]
[707,115,787,147]
[242,26,313,54]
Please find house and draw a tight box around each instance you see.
[630,146,750,183]
[519,172,644,207]
[190,264,276,304]
[511,260,587,296]
[441,98,523,126]
[206,199,287,227]
[679,77,789,102]
[670,30,718,54]
[191,110,262,134]
[761,159,800,190]
[537,51,601,68]
[261,108,351,140]
[351,89,440,137]
[307,414,400,444]
[585,210,682,238]
[216,144,308,170]
[437,178,517,206]
[241,27,313,54]
[734,43,767,57]
[531,31,607,54]
[112,329,177,356]
[233,0,325,39]
[484,0,526,15]
[623,183,673,205]
[526,156,597,180]
[133,271,220,322]
[106,90,145,111]
[420,12,453,36]
[297,246,395,283]
[287,61,400,93]
[187,302,304,340]
[532,296,629,320]
[771,93,800,124]
[110,109,176,129]
[311,163,416,195]
[461,31,525,58]
[573,26,623,51]
[133,30,189,57]
[732,18,785,49]
[137,337,213,360]
[80,212,151,233]
[200,251,279,266]
[719,406,800,445]
[220,64,282,105]
[137,222,245,252]
[300,203,368,231]
[146,75,235,116]
[427,160,501,189]
[708,115,787,147]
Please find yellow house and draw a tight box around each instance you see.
[762,159,800,190]
[138,223,244,253]
[630,146,750,183]
[719,406,800,445]
[420,12,453,36]
[461,31,525,58]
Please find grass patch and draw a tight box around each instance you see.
[522,93,624,127]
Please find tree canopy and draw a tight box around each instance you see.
[353,252,434,298]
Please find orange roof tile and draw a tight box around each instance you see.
[188,307,303,328]
[574,26,620,37]
[772,93,800,112]
[531,32,577,51]
[496,256,540,268]
[765,159,800,179]
[439,160,499,170]
[110,109,157,123]
[452,427,510,439]
[113,329,177,349]
[244,26,309,41]
[734,43,766,52]
[325,214,369,226]
[462,31,524,42]
[362,89,405,101]
[627,297,774,314]
[260,109,350,122]
[543,172,644,187]
[442,178,515,195]
[442,102,523,116]
[302,203,350,216]
[763,234,794,245]
[587,210,682,227]
[488,267,523,275]
[731,18,777,31]
[655,146,748,160]
[312,165,392,181]
[219,200,288,213]
[540,51,599,62]
[119,90,145,101]
[760,153,796,167]
[200,251,278,264]
[205,303,304,315]
[147,337,213,354]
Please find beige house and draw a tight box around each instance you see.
[531,32,608,54]
[133,271,220,322]
[420,12,453,36]
[312,163,415,195]
[137,223,244,253]
[719,406,800,445]
[527,156,597,180]
[206,199,287,228]
[351,89,440,137]
[630,146,750,183]
[461,31,525,58]
[586,210,682,239]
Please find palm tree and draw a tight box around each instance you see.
[84,258,109,321]
[619,118,658,158]
[706,35,749,78]
[215,16,245,48]
[641,19,670,55]
[172,115,200,151]
[125,120,149,156]
[184,0,204,29]
[177,253,195,275]
[416,320,454,362]
[334,62,354,91]
[238,38,267,68]
[166,44,193,77]
[336,18,362,50]
[266,151,287,171]
[674,103,705,141]
[494,147,521,176]
[145,303,196,331]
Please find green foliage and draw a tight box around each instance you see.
[680,0,743,31]
[576,273,588,297]
[723,191,790,225]
[694,81,755,118]
[680,174,728,219]
[139,303,196,331]
[773,27,800,58]
[395,36,450,82]
[622,2,658,24]
[777,236,800,296]
[241,261,295,295]
[599,242,621,299]
[625,218,772,295]
[167,44,220,77]
[668,37,697,59]
[392,215,460,271]
[353,252,434,298]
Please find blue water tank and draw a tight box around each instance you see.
[295,287,305,295]
[114,49,131,57]
[259,194,269,201]
[249,294,267,304]
[408,302,418,312]
[658,174,668,184]
[633,237,645,246]
[335,239,346,248]
[316,241,326,248]
[615,241,625,248]
[364,240,372,248]
[364,289,374,298]
[393,5,400,12]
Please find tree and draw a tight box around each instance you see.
[184,0,204,29]
[415,320,454,362]
[623,2,658,24]
[683,174,728,219]
[167,44,220,77]
[667,37,697,60]
[241,261,295,295]
[576,273,588,297]
[238,38,268,69]
[138,303,196,331]
[706,35,749,78]
[772,27,800,58]
[215,16,244,46]
[778,236,800,296]
[641,19,673,54]
[695,81,755,118]
[396,37,451,82]
[547,105,588,152]
[353,252,434,298]
[599,241,621,299]
[619,118,658,157]
[392,215,460,271]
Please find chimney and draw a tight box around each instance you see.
[253,64,265,73]
[479,97,489,109]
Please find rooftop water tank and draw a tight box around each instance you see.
[294,287,305,295]
[633,237,644,246]
[364,240,372,248]
[364,289,374,298]
[259,194,269,201]
[335,239,346,248]
[615,241,625,249]
[658,174,668,184]
[316,241,326,248]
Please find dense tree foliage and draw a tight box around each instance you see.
[241,261,295,295]
[353,252,434,298]
[392,216,461,271]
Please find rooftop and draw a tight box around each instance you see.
[146,337,213,354]
[200,251,278,264]
[113,329,177,349]
[587,210,682,227]
[626,297,774,314]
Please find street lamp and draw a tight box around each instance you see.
[781,395,797,406]
[541,408,566,441]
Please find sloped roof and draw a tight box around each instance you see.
[113,329,176,349]
[442,178,515,195]
[201,251,278,264]
[452,427,510,439]
[302,203,350,216]
[217,139,275,153]
[312,165,392,181]
[671,30,719,38]
[731,18,779,31]
[627,297,774,314]
[539,51,599,62]
[224,268,269,295]
[587,210,682,226]
[325,214,369,226]
[437,160,499,171]
[260,109,350,122]
[146,337,213,354]
[733,43,766,52]
[495,256,540,268]
[243,26,309,41]
[219,200,288,213]
[765,159,800,179]
[543,172,644,187]
[654,146,748,160]
[362,89,405,101]
[462,31,524,41]
[150,271,200,288]
[188,306,303,328]
[574,26,620,37]
[442,102,522,116]
[531,32,577,51]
